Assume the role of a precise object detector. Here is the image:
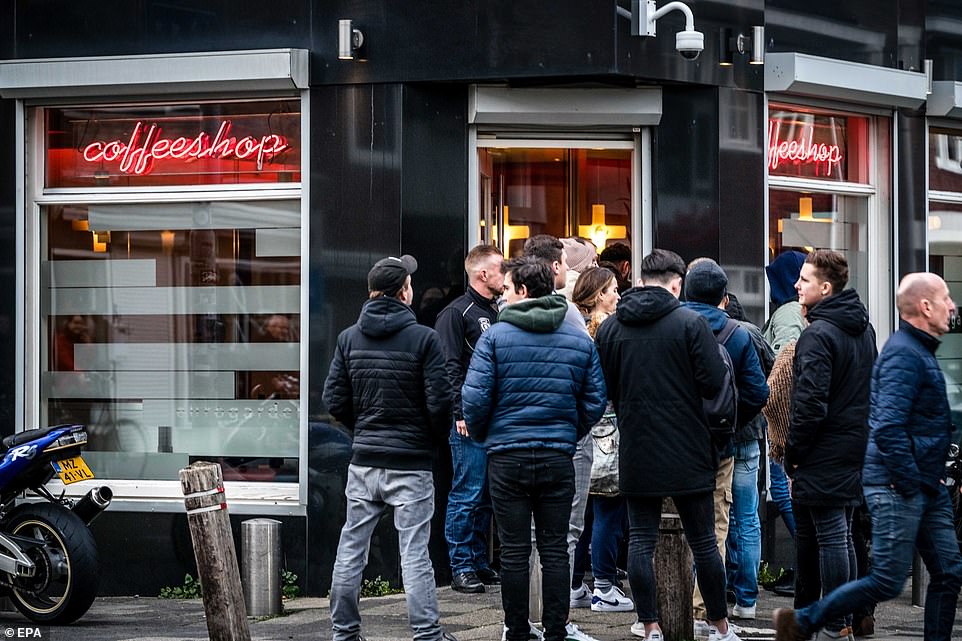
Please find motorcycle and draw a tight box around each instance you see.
[0,424,111,624]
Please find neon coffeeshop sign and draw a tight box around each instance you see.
[82,120,289,175]
[767,118,843,176]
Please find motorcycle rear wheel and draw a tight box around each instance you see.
[5,502,99,624]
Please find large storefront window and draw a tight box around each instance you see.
[477,143,633,256]
[768,105,885,312]
[928,128,962,430]
[33,99,303,490]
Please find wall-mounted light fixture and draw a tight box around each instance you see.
[719,25,765,66]
[616,0,704,61]
[338,19,365,60]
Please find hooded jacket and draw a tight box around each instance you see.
[786,288,877,505]
[764,251,807,355]
[462,294,607,455]
[685,302,770,435]
[862,321,953,496]
[594,286,727,496]
[322,296,452,470]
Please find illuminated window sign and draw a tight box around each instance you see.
[767,109,869,183]
[768,119,842,176]
[46,100,300,188]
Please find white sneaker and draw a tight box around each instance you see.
[564,622,599,641]
[694,619,711,639]
[708,624,742,641]
[501,622,544,641]
[731,603,756,619]
[629,622,662,640]
[570,583,592,609]
[590,585,634,612]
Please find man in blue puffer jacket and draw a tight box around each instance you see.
[774,272,962,641]
[463,256,607,641]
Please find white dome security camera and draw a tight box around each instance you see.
[676,29,704,60]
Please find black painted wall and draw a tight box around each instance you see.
[654,85,720,264]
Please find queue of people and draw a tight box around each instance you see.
[322,237,962,641]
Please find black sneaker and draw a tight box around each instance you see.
[476,566,501,585]
[451,571,485,593]
[441,630,460,641]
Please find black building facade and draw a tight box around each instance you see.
[2,1,962,596]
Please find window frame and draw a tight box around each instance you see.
[19,95,310,515]
[766,98,892,341]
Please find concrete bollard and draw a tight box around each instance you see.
[241,518,283,617]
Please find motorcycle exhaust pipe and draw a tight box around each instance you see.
[72,486,113,525]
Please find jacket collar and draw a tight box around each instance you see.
[899,319,941,354]
[467,283,499,308]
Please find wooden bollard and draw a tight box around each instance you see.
[180,461,251,641]
[654,498,693,641]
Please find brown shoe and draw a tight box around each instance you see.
[773,608,805,641]
[853,615,874,638]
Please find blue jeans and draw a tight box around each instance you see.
[793,503,856,632]
[331,465,441,641]
[768,459,796,538]
[727,440,761,608]
[797,486,962,641]
[573,494,627,586]
[628,492,728,623]
[445,428,492,574]
[489,449,575,641]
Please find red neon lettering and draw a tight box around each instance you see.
[768,120,843,177]
[81,120,289,176]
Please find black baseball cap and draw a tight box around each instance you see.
[367,254,418,295]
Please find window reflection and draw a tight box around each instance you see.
[41,202,301,483]
[768,190,869,305]
[478,147,632,255]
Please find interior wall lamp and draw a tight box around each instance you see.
[338,19,365,60]
[719,25,765,66]
[616,0,704,60]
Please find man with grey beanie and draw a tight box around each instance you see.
[323,254,457,641]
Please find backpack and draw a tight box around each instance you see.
[703,318,739,443]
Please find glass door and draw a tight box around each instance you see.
[477,141,634,257]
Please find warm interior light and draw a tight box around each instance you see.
[92,231,110,253]
[798,197,813,220]
[502,206,530,248]
[929,215,943,230]
[578,204,627,250]
[161,230,176,254]
[71,219,89,231]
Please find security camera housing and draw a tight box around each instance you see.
[676,29,704,60]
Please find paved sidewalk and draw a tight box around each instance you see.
[0,583,953,640]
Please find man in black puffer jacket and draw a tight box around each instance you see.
[323,254,457,641]
[784,249,876,638]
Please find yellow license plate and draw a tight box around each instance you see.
[51,456,95,485]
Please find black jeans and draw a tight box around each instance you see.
[626,491,728,623]
[488,449,575,641]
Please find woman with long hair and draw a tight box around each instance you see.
[569,267,634,613]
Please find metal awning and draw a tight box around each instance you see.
[0,49,309,99]
[765,52,927,110]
